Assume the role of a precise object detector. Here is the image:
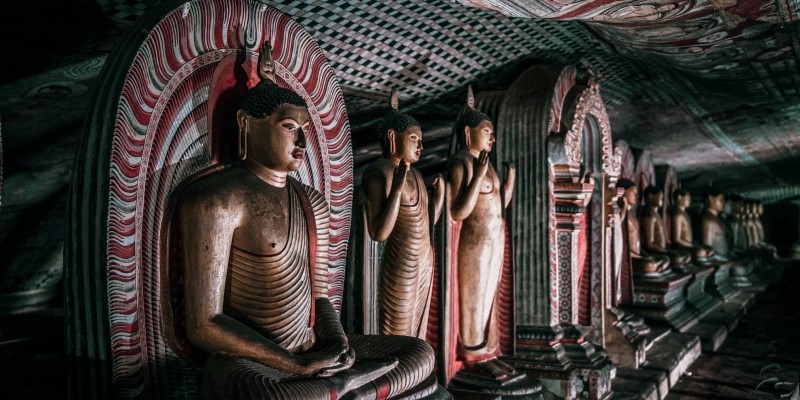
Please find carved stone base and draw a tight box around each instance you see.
[643,328,701,390]
[603,307,648,369]
[611,367,662,400]
[705,262,737,301]
[729,259,755,288]
[511,326,613,399]
[625,272,698,331]
[611,327,700,399]
[447,358,553,400]
[683,265,720,318]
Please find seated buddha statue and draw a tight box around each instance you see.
[701,187,732,262]
[726,194,748,255]
[172,43,435,400]
[753,201,777,257]
[362,90,444,339]
[617,179,671,276]
[640,186,691,269]
[669,188,715,265]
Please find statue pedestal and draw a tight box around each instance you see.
[729,259,755,288]
[626,272,698,332]
[603,308,647,369]
[682,265,720,318]
[510,326,613,400]
[738,254,782,293]
[705,262,737,301]
[447,358,553,400]
[611,327,701,399]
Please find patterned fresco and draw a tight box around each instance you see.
[3,0,799,200]
[4,0,798,201]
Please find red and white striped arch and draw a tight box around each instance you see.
[105,0,352,396]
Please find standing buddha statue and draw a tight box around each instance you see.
[362,90,445,339]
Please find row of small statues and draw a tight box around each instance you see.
[170,44,514,399]
[619,180,774,279]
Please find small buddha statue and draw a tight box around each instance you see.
[640,186,691,269]
[617,179,671,276]
[669,188,715,265]
[172,42,435,400]
[362,89,444,339]
[726,194,748,254]
[446,87,516,372]
[750,201,777,257]
[701,187,731,262]
[744,201,759,249]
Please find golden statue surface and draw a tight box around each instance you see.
[362,90,444,339]
[640,186,691,268]
[669,188,715,264]
[617,180,670,275]
[446,88,514,365]
[169,43,435,400]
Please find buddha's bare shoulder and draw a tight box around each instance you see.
[363,159,395,181]
[176,165,259,209]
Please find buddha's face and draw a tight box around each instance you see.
[466,120,495,153]
[646,190,664,207]
[623,186,638,206]
[676,193,691,208]
[240,104,310,172]
[707,194,725,213]
[392,125,423,164]
[730,201,743,214]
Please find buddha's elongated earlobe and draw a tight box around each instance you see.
[387,129,396,156]
[240,128,248,161]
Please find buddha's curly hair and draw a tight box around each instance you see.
[455,107,491,149]
[239,80,307,118]
[617,178,636,190]
[643,185,661,198]
[379,109,420,154]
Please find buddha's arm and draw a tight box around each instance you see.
[432,174,445,224]
[364,164,406,241]
[180,193,337,376]
[312,298,354,376]
[641,215,662,252]
[700,217,711,247]
[448,155,485,221]
[309,197,351,370]
[672,217,693,248]
[501,161,515,209]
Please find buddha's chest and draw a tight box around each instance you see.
[233,190,304,255]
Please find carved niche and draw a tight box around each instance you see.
[65,2,353,398]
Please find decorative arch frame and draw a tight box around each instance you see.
[614,139,636,182]
[497,64,613,399]
[633,148,656,203]
[548,72,619,336]
[655,164,680,243]
[65,1,353,398]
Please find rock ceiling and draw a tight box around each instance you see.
[2,0,800,202]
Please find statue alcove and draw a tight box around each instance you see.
[490,64,615,400]
[65,1,354,398]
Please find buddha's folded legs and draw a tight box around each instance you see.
[204,334,434,400]
[347,334,435,399]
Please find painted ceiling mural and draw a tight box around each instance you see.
[454,0,800,192]
[2,0,800,207]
